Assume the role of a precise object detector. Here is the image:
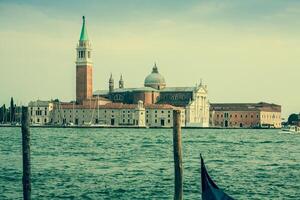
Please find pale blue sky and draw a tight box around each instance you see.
[0,0,299,117]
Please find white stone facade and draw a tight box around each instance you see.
[185,85,210,127]
[145,105,185,127]
[28,100,54,125]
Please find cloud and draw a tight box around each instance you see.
[191,1,228,15]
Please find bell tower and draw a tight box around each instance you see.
[76,16,93,104]
[109,74,114,93]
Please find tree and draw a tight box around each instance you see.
[287,113,299,125]
[10,97,15,123]
[2,104,6,123]
[0,106,3,123]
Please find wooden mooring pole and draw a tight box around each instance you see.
[21,106,31,200]
[173,109,183,200]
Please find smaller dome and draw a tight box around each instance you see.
[144,63,166,90]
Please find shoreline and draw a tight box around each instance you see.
[0,124,280,129]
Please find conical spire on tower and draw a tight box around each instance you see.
[109,73,114,93]
[119,74,124,88]
[80,16,89,41]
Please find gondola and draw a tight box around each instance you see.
[201,155,234,200]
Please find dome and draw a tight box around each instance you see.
[144,64,166,90]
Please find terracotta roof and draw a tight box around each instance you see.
[28,100,52,107]
[210,102,281,112]
[145,104,182,110]
[56,102,137,110]
[98,103,137,109]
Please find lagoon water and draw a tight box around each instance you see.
[0,127,299,199]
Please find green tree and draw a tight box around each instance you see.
[287,113,299,125]
[0,106,3,123]
[10,97,15,123]
[2,104,6,123]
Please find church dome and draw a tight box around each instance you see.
[144,63,166,90]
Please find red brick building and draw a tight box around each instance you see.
[210,102,281,128]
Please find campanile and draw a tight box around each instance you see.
[76,16,93,103]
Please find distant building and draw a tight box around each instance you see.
[28,100,54,125]
[51,100,185,127]
[209,102,281,128]
[94,65,209,127]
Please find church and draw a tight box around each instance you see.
[38,16,210,127]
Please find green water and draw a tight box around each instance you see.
[0,128,299,199]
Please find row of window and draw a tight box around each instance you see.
[31,118,47,123]
[30,107,47,110]
[78,51,91,59]
[31,110,47,116]
[216,114,258,118]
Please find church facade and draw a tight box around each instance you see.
[94,62,210,127]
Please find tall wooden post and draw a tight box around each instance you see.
[173,109,183,200]
[21,106,31,200]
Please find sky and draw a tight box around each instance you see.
[0,0,299,118]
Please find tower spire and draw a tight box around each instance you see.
[109,73,114,93]
[119,74,124,88]
[80,16,89,41]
